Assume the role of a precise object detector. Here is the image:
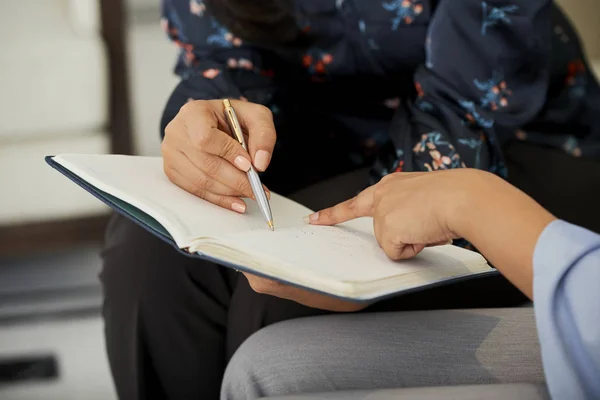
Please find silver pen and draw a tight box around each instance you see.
[223,99,274,231]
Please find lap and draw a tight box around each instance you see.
[101,166,529,349]
[99,167,374,372]
[221,308,545,399]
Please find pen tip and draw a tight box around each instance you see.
[268,220,274,231]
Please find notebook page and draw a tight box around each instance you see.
[213,219,486,283]
[54,154,312,247]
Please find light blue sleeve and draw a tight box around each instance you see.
[533,220,600,399]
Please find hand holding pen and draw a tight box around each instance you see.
[161,98,276,229]
[223,99,274,230]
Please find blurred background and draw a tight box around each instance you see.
[0,1,176,398]
[0,1,598,399]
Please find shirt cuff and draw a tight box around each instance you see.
[533,219,600,297]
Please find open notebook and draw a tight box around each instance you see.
[46,154,496,301]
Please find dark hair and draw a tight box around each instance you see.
[204,0,305,46]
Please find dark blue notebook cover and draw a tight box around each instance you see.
[45,155,499,302]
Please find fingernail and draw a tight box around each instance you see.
[234,156,251,172]
[302,216,310,224]
[309,212,319,222]
[254,150,271,172]
[447,239,454,245]
[232,202,246,213]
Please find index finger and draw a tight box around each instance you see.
[228,101,277,172]
[308,185,376,226]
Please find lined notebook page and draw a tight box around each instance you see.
[215,220,486,283]
[53,154,312,247]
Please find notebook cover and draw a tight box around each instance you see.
[45,155,499,302]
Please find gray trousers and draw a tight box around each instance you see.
[221,308,547,399]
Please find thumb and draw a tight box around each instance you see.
[233,101,276,172]
[309,185,376,226]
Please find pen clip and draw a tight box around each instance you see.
[223,100,247,149]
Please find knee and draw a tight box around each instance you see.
[101,213,152,276]
[221,328,273,400]
[221,321,309,400]
[99,213,184,303]
[100,214,178,288]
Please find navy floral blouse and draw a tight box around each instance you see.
[160,0,600,183]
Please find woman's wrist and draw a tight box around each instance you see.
[446,169,555,243]
[445,169,503,242]
[445,169,555,297]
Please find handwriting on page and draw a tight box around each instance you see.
[217,224,427,282]
[289,226,372,257]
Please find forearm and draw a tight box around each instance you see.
[452,170,556,298]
